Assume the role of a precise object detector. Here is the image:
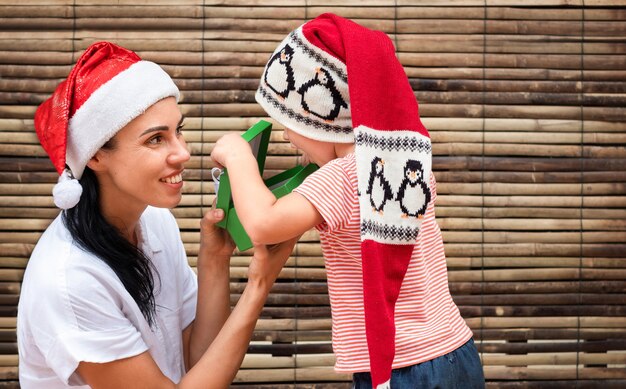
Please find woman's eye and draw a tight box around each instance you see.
[147,135,163,145]
[176,123,185,136]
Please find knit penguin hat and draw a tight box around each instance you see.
[256,13,432,388]
[34,41,180,209]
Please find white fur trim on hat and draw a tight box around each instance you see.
[66,60,180,179]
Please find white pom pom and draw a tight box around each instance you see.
[52,171,83,210]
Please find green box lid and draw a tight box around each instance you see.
[215,120,272,229]
[214,120,318,251]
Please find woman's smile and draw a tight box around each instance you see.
[160,170,184,186]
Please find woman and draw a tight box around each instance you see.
[17,41,295,388]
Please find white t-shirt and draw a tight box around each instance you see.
[17,206,198,388]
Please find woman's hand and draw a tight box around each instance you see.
[247,237,299,291]
[211,133,253,169]
[198,206,235,267]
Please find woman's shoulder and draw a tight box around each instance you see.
[27,215,97,273]
[25,218,116,291]
[20,217,122,322]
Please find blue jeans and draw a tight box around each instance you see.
[352,338,485,389]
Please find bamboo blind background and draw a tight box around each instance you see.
[1,1,625,388]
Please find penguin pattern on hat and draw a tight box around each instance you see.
[256,30,353,143]
[355,126,433,243]
[366,157,393,215]
[396,159,431,219]
[297,67,348,122]
[264,44,296,100]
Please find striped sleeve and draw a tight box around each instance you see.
[294,158,356,232]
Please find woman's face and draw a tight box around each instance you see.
[90,97,190,212]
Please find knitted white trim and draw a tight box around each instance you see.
[354,125,432,244]
[66,60,179,179]
[376,380,390,389]
[255,27,353,144]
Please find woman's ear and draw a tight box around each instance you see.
[86,150,106,172]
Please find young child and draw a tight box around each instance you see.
[211,13,484,389]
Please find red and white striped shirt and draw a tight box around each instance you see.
[294,153,472,373]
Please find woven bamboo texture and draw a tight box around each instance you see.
[1,1,625,388]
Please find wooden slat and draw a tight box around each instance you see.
[1,2,625,388]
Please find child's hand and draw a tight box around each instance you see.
[211,133,253,168]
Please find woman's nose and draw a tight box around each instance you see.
[169,136,191,164]
[282,130,290,141]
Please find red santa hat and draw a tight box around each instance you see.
[34,41,180,209]
[256,13,432,388]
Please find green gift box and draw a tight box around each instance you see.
[214,120,318,251]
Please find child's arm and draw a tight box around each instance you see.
[211,133,323,244]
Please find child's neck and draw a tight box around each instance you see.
[335,142,355,158]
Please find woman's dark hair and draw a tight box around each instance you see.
[62,141,159,327]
